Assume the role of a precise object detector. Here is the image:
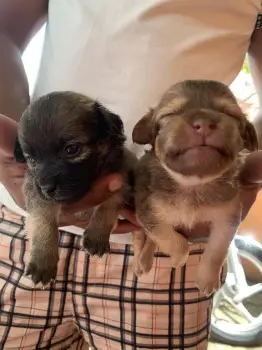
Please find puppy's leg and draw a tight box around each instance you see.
[24,176,59,285]
[25,209,59,286]
[147,224,189,268]
[133,230,146,276]
[133,235,157,276]
[82,192,124,257]
[136,197,189,269]
[137,212,189,268]
[197,206,241,296]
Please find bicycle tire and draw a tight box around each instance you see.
[210,235,262,347]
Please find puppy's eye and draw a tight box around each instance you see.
[64,143,81,157]
[27,157,36,166]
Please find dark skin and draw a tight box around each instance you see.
[0,0,262,240]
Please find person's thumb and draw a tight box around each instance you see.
[0,114,18,159]
[62,173,124,213]
[240,151,262,185]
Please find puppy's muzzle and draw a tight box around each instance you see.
[40,183,57,197]
[38,177,57,199]
[36,169,87,203]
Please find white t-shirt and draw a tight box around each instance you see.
[0,0,261,244]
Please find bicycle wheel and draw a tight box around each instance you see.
[210,235,262,346]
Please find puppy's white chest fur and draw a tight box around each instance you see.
[150,194,235,230]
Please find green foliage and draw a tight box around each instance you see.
[242,58,250,75]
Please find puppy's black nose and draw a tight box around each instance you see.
[41,183,57,196]
[192,118,217,137]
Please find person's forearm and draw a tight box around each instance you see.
[248,27,262,106]
[248,27,262,147]
[0,0,48,122]
[0,33,29,122]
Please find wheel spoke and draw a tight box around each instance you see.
[227,243,247,288]
[229,300,254,322]
[213,289,224,310]
[211,237,262,339]
[233,283,262,303]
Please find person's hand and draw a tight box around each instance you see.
[183,151,262,242]
[0,114,140,232]
[0,114,26,207]
[61,191,140,233]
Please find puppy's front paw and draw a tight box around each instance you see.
[196,264,221,296]
[133,252,154,277]
[171,249,189,268]
[25,253,58,286]
[133,257,143,277]
[82,233,110,257]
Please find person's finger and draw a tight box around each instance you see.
[0,114,18,158]
[113,220,140,233]
[58,211,87,227]
[60,219,90,229]
[240,185,260,220]
[240,151,262,184]
[119,206,140,226]
[59,212,139,233]
[62,173,124,213]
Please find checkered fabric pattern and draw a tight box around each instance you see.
[0,206,226,349]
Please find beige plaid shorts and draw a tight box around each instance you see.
[0,206,225,349]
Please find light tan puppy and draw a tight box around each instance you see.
[132,80,258,296]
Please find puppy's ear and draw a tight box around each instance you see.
[132,108,155,145]
[93,101,125,141]
[243,121,259,152]
[14,136,26,163]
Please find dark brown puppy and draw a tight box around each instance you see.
[132,80,258,296]
[14,91,136,286]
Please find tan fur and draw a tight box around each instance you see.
[132,80,258,296]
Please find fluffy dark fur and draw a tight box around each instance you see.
[15,92,126,203]
[14,91,136,285]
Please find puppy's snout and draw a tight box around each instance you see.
[192,118,217,137]
[38,176,57,197]
[41,183,57,196]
